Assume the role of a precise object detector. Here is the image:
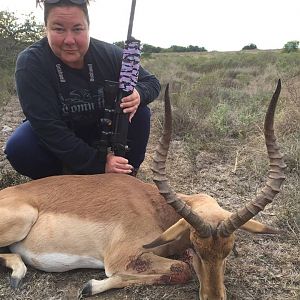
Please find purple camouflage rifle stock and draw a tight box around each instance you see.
[110,0,141,157]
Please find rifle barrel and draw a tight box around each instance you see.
[127,0,137,40]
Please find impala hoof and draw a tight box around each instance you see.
[80,282,93,298]
[10,276,23,289]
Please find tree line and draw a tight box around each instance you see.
[114,41,207,54]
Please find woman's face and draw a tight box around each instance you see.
[46,6,90,69]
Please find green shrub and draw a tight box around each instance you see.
[283,40,299,53]
[242,43,257,50]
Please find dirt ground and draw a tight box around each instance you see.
[0,96,299,300]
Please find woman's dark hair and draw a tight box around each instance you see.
[38,0,90,26]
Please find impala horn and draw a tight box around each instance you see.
[218,79,286,237]
[151,84,212,237]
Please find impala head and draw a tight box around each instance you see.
[188,230,232,300]
[146,81,286,300]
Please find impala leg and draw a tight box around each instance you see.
[81,252,192,297]
[0,200,37,288]
[0,253,27,288]
[0,200,38,247]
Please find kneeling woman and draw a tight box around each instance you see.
[5,0,160,179]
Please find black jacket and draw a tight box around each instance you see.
[15,37,160,174]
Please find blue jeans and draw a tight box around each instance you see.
[4,106,151,179]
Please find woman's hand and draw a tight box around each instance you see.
[105,152,133,174]
[120,88,141,122]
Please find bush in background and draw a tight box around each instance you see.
[283,40,299,53]
[242,43,257,50]
[0,10,44,106]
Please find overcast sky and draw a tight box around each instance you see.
[1,0,299,51]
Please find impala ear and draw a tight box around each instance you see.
[143,219,189,249]
[241,219,282,234]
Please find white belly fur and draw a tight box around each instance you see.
[10,243,104,272]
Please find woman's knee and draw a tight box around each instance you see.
[4,122,32,160]
[4,121,62,179]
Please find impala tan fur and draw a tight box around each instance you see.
[0,81,285,299]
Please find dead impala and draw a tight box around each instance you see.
[0,80,285,299]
